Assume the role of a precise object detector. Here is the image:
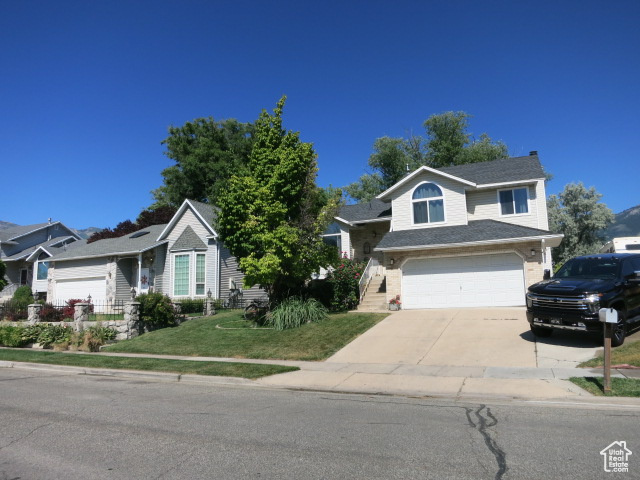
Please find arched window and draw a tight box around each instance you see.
[412,182,444,224]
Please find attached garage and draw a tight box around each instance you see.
[402,253,526,309]
[55,277,107,305]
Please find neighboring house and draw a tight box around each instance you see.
[0,221,83,301]
[333,153,564,309]
[599,237,640,254]
[45,199,262,308]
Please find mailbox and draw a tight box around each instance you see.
[598,308,618,324]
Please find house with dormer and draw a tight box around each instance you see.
[45,199,263,308]
[0,221,83,301]
[333,153,563,309]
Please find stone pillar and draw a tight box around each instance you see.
[124,301,141,339]
[74,303,90,332]
[205,298,216,316]
[28,304,43,324]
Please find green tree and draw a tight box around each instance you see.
[216,97,340,303]
[548,182,615,265]
[0,260,7,292]
[152,117,254,207]
[346,111,508,201]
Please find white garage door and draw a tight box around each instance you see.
[402,254,525,309]
[55,277,107,305]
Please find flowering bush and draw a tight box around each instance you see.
[326,256,366,311]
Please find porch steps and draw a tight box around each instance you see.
[357,275,388,312]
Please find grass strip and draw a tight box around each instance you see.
[0,349,298,379]
[579,340,640,368]
[569,377,640,397]
[105,311,387,361]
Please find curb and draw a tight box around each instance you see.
[0,360,257,386]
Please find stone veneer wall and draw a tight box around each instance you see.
[349,222,389,263]
[383,241,544,303]
[106,256,118,303]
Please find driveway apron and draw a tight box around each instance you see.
[327,308,599,368]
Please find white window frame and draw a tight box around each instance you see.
[172,251,207,298]
[36,260,49,281]
[497,187,530,217]
[411,181,446,226]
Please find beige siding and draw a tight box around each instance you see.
[466,184,541,229]
[535,180,549,230]
[390,172,468,231]
[54,258,107,280]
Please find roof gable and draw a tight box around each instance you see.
[170,225,208,251]
[377,166,475,200]
[0,221,81,243]
[157,199,217,241]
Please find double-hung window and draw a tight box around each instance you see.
[499,187,529,216]
[412,182,445,225]
[195,254,206,295]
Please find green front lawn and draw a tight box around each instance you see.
[569,377,640,397]
[104,310,387,361]
[579,340,640,368]
[0,349,298,379]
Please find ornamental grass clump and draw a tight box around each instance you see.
[267,297,328,331]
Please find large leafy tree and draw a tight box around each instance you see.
[152,117,254,207]
[0,260,7,292]
[346,111,508,201]
[548,182,615,265]
[216,97,340,302]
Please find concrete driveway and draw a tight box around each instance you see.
[328,308,603,368]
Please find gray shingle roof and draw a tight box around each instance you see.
[4,237,86,261]
[438,155,545,184]
[338,198,392,223]
[188,199,218,227]
[49,224,167,261]
[375,220,558,251]
[170,225,207,251]
[0,222,58,242]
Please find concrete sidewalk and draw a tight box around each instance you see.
[6,348,636,403]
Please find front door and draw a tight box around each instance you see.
[20,269,28,285]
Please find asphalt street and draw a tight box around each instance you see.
[0,368,638,480]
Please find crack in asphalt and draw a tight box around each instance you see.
[0,423,52,452]
[465,405,507,480]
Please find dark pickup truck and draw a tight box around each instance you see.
[526,253,640,346]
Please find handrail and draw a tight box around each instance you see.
[359,257,380,304]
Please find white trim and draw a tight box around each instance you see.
[170,250,208,298]
[475,179,542,189]
[157,199,217,241]
[410,181,446,227]
[25,246,53,263]
[333,216,354,227]
[497,186,530,217]
[377,166,476,200]
[348,217,392,225]
[375,234,564,252]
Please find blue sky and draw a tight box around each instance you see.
[1,0,638,229]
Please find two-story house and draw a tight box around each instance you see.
[335,153,563,309]
[0,221,83,301]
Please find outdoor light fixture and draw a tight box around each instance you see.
[530,249,536,257]
[390,258,395,265]
[207,289,212,298]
